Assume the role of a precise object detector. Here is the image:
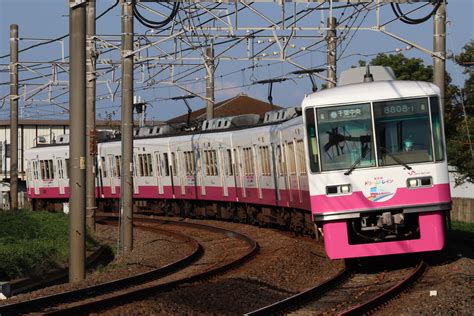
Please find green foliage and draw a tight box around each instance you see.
[359,53,433,81]
[451,220,474,234]
[0,210,96,280]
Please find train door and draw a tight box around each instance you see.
[219,148,228,197]
[56,158,65,195]
[32,159,40,195]
[154,152,164,195]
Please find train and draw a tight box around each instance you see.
[24,67,451,259]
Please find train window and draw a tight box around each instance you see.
[162,153,170,176]
[138,154,153,176]
[305,108,320,172]
[100,157,106,178]
[317,103,375,172]
[296,140,307,175]
[286,142,297,175]
[225,149,233,176]
[233,149,240,176]
[259,146,271,176]
[184,151,195,176]
[114,155,121,177]
[34,161,39,180]
[40,159,54,180]
[243,147,254,176]
[374,98,432,166]
[171,152,178,176]
[65,159,70,178]
[276,145,286,176]
[57,160,64,179]
[204,150,218,176]
[430,97,445,161]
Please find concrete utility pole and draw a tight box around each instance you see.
[120,0,134,254]
[69,0,86,283]
[326,17,337,89]
[205,46,215,120]
[433,1,446,108]
[86,0,97,232]
[9,24,18,211]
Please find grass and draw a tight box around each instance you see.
[450,220,474,234]
[0,210,97,280]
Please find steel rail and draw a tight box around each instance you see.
[340,261,427,315]
[0,222,202,315]
[41,216,259,315]
[245,266,350,316]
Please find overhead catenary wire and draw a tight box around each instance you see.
[390,0,442,25]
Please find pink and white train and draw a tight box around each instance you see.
[25,76,451,259]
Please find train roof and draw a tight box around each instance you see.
[302,80,440,108]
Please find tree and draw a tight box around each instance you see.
[449,41,474,184]
[359,52,473,183]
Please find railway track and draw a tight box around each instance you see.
[0,217,258,315]
[246,260,427,315]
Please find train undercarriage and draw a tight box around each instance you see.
[31,198,315,236]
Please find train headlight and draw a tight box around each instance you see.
[407,177,432,188]
[340,185,351,194]
[326,184,352,195]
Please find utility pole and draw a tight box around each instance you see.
[9,24,18,211]
[120,0,134,254]
[69,0,86,283]
[326,17,337,88]
[433,1,446,108]
[86,0,97,232]
[205,45,215,119]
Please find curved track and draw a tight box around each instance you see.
[246,261,426,315]
[0,217,258,315]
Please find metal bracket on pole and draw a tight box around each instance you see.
[70,0,86,8]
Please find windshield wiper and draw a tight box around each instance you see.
[380,147,412,170]
[344,145,369,176]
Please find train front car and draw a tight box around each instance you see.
[302,80,451,259]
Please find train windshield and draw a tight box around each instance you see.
[374,98,433,166]
[316,103,376,172]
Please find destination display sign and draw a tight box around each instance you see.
[317,103,371,123]
[374,98,428,118]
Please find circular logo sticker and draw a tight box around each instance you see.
[330,111,338,119]
[362,176,397,202]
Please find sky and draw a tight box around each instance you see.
[0,0,473,122]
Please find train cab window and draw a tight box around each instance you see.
[374,98,433,166]
[317,103,375,172]
[305,108,320,172]
[243,147,254,176]
[40,159,54,180]
[65,159,70,179]
[430,97,445,161]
